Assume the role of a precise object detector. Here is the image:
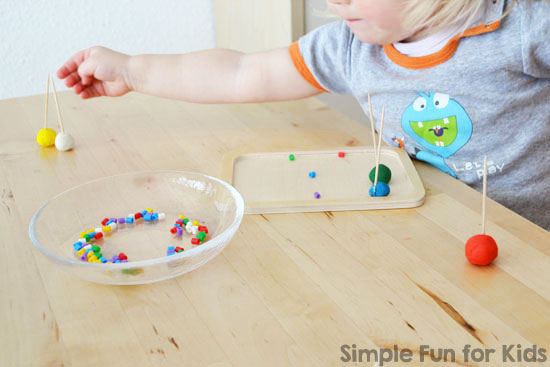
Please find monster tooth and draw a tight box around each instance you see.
[444,118,449,124]
[417,121,423,128]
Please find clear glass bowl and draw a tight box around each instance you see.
[29,171,244,285]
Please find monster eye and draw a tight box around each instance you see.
[413,97,427,111]
[433,93,449,109]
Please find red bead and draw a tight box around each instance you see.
[191,238,200,245]
[94,232,103,240]
[176,219,184,224]
[465,234,498,266]
[175,246,184,252]
[198,226,208,234]
[170,227,177,234]
[101,218,109,226]
[338,152,345,158]
[118,253,128,261]
[135,212,142,219]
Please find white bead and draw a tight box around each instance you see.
[84,244,92,250]
[78,239,87,245]
[109,222,117,230]
[158,213,165,220]
[191,225,198,235]
[95,227,102,233]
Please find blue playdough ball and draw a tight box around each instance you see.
[369,182,390,197]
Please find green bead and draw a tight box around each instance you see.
[183,218,189,225]
[95,253,102,259]
[289,154,295,161]
[92,245,100,252]
[197,231,206,241]
[369,164,392,183]
[84,234,91,242]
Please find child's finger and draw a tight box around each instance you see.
[77,58,96,86]
[64,71,81,88]
[57,49,87,79]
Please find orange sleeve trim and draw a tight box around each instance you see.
[289,41,329,93]
[382,21,501,70]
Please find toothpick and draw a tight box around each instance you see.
[373,105,385,191]
[367,93,377,150]
[481,155,487,234]
[44,74,50,130]
[50,76,64,133]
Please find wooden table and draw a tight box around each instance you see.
[1,92,549,367]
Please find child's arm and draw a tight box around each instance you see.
[57,46,321,103]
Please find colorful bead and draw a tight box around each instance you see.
[152,213,158,221]
[192,220,199,226]
[314,192,321,199]
[178,215,185,220]
[95,227,102,233]
[118,217,126,224]
[103,225,111,232]
[158,213,165,221]
[101,218,109,226]
[183,218,189,225]
[191,238,200,245]
[109,222,117,230]
[84,234,91,242]
[338,152,345,158]
[134,212,142,219]
[141,210,147,216]
[77,248,86,256]
[175,246,184,253]
[126,217,134,224]
[143,213,152,221]
[92,245,100,252]
[198,225,208,234]
[176,227,183,236]
[73,242,82,251]
[289,154,295,161]
[146,208,154,213]
[197,231,206,242]
[309,171,316,178]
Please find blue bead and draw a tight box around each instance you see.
[167,251,175,256]
[88,232,96,237]
[152,213,158,221]
[309,171,316,178]
[100,258,107,263]
[141,210,147,216]
[106,220,113,225]
[369,182,390,197]
[174,223,181,227]
[115,260,121,263]
[167,246,175,251]
[73,242,82,251]
[144,214,152,221]
[126,217,134,223]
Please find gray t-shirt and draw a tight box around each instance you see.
[292,0,549,230]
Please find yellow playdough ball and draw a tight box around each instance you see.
[36,128,57,147]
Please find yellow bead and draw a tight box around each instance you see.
[146,208,154,213]
[178,215,186,220]
[80,232,86,238]
[77,249,86,256]
[36,128,57,147]
[103,225,111,232]
[192,220,199,226]
[88,255,98,261]
[87,229,95,234]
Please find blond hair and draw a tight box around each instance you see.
[402,0,517,40]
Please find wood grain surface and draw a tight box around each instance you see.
[1,92,548,367]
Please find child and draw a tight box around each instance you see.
[57,0,549,230]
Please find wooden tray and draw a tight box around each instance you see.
[221,147,425,214]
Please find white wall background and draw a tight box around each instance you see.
[0,0,216,100]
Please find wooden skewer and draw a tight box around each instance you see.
[481,155,487,234]
[44,74,50,130]
[367,93,377,150]
[373,105,385,191]
[50,76,64,133]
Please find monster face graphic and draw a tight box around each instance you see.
[401,92,472,177]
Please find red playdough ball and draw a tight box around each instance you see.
[465,234,498,265]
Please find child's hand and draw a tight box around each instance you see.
[57,46,131,99]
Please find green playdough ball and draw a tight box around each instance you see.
[369,164,392,183]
